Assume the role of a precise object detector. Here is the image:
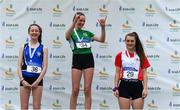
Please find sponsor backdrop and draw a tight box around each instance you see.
[0,0,180,109]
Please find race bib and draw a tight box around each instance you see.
[76,42,91,48]
[123,67,138,79]
[123,71,138,79]
[27,65,41,73]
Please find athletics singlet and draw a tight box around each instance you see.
[22,43,43,78]
[121,51,140,80]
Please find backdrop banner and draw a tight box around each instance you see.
[0,0,180,109]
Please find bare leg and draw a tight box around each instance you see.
[20,87,31,110]
[118,97,131,110]
[132,98,144,110]
[32,86,43,110]
[70,69,82,110]
[83,68,94,110]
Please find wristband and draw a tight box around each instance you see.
[112,87,118,92]
[20,79,24,83]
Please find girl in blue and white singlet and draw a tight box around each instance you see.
[22,43,43,78]
[17,24,48,110]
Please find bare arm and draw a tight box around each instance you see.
[142,69,148,89]
[65,15,79,40]
[113,66,121,97]
[93,17,106,42]
[115,66,121,87]
[142,69,148,98]
[65,22,76,40]
[17,46,24,81]
[35,47,48,83]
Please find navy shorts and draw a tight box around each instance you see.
[72,53,94,70]
[20,76,43,86]
[118,79,143,100]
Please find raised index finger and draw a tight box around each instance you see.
[104,16,107,21]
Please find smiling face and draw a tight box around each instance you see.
[28,25,41,41]
[125,35,136,51]
[75,15,86,29]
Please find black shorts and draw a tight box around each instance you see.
[20,76,43,86]
[118,79,143,100]
[72,53,94,70]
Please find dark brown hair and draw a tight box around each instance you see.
[72,12,85,22]
[28,24,42,43]
[125,32,145,67]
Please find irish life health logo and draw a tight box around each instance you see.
[5,4,16,16]
[98,67,109,77]
[96,85,112,93]
[144,35,156,48]
[172,83,180,96]
[142,21,159,30]
[49,85,65,93]
[145,4,156,13]
[147,67,157,79]
[49,22,66,30]
[168,68,180,76]
[49,53,66,62]
[98,4,109,17]
[99,99,109,109]
[148,86,161,94]
[51,68,63,80]
[4,68,15,78]
[147,100,158,109]
[52,99,62,108]
[169,20,180,32]
[170,50,180,63]
[166,35,180,45]
[2,21,19,30]
[52,68,62,76]
[52,4,63,17]
[3,100,15,110]
[165,6,180,14]
[26,6,43,14]
[5,36,15,48]
[121,20,132,32]
[52,36,63,48]
[119,5,135,14]
[99,4,108,13]
[1,85,18,93]
[95,53,112,61]
[1,53,18,61]
[169,101,180,109]
[145,4,156,17]
[147,53,160,61]
[73,5,89,13]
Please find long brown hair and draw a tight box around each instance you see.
[28,24,42,43]
[125,32,145,67]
